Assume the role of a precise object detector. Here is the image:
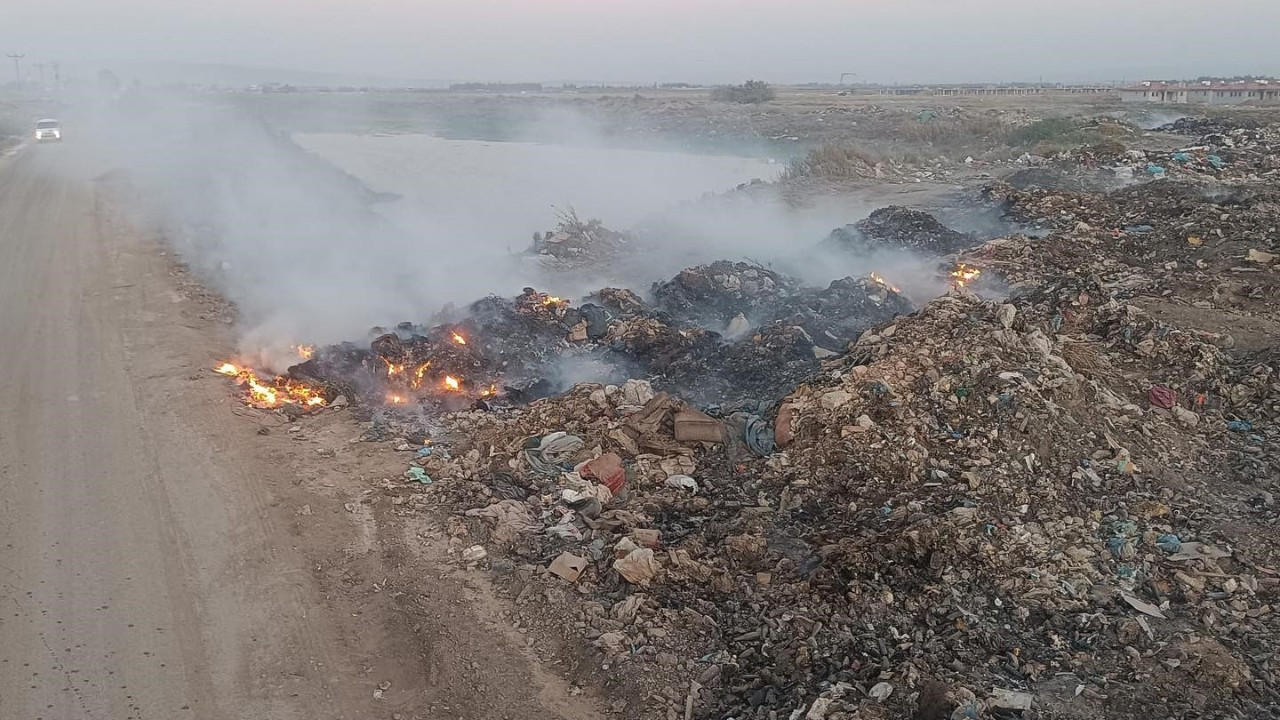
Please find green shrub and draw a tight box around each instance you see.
[1011,117,1081,146]
[711,80,777,104]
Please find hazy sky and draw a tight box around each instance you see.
[4,0,1278,84]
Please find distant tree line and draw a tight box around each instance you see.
[450,82,543,92]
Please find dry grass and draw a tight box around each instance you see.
[783,143,884,180]
[895,115,1014,149]
[1060,339,1123,385]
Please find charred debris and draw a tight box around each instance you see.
[267,254,924,416]
[222,115,1280,720]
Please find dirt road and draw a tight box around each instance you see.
[0,146,606,719]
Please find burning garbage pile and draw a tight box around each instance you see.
[279,296,565,411]
[358,118,1280,720]
[216,257,923,415]
[215,360,329,410]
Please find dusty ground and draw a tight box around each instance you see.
[0,145,606,719]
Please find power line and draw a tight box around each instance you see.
[6,53,24,83]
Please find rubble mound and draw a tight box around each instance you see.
[825,206,977,256]
[1159,117,1259,136]
[527,212,631,269]
[413,278,1276,719]
[1004,166,1118,193]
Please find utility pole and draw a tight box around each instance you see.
[840,72,858,86]
[51,62,61,85]
[6,53,24,83]
[33,62,46,86]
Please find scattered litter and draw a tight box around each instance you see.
[664,475,699,493]
[548,552,589,583]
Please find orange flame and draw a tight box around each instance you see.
[292,344,315,360]
[388,394,406,404]
[480,384,497,397]
[543,296,566,306]
[383,359,405,377]
[410,362,431,389]
[452,333,467,345]
[215,362,327,409]
[444,375,461,391]
[868,271,901,293]
[950,263,982,289]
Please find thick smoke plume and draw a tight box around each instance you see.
[83,90,969,369]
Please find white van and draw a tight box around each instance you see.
[34,119,62,143]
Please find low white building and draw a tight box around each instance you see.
[1119,81,1280,105]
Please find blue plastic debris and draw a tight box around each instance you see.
[951,700,981,720]
[1106,537,1128,557]
[1124,224,1155,234]
[743,415,776,457]
[1227,419,1254,433]
[1208,154,1225,169]
[416,446,434,458]
[1146,164,1166,178]
[1112,520,1139,537]
[1156,534,1182,553]
[405,466,432,484]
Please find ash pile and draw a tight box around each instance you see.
[367,115,1280,720]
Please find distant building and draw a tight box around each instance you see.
[1119,80,1280,105]
[856,84,1111,97]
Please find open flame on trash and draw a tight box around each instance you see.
[543,296,567,307]
[868,271,901,293]
[291,344,315,360]
[410,362,431,389]
[452,332,467,345]
[444,375,461,391]
[950,263,982,289]
[215,362,327,408]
